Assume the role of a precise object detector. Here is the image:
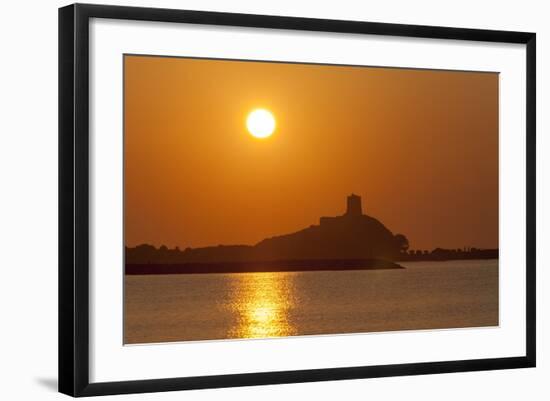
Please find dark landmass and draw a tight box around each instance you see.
[126,258,403,275]
[398,247,498,262]
[127,195,405,265]
[125,194,498,274]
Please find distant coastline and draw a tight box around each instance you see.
[125,194,498,275]
[126,258,403,275]
[397,248,498,262]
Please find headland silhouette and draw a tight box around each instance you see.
[125,194,497,275]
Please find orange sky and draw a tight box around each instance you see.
[124,55,498,251]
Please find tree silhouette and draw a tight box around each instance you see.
[394,234,409,254]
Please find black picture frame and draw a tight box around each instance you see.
[59,3,536,397]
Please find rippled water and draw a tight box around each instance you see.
[124,259,498,344]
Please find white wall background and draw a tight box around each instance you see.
[0,0,547,399]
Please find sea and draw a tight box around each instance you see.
[124,259,498,344]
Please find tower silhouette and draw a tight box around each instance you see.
[346,194,362,216]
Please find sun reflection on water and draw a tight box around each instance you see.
[227,272,297,339]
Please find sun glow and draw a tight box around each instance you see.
[228,273,295,339]
[246,109,276,138]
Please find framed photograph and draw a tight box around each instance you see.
[59,3,536,397]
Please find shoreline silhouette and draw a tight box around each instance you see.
[125,194,497,274]
[126,258,403,275]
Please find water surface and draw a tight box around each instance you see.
[124,259,498,344]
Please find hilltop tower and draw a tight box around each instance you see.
[346,194,362,217]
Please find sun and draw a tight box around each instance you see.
[246,109,276,139]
